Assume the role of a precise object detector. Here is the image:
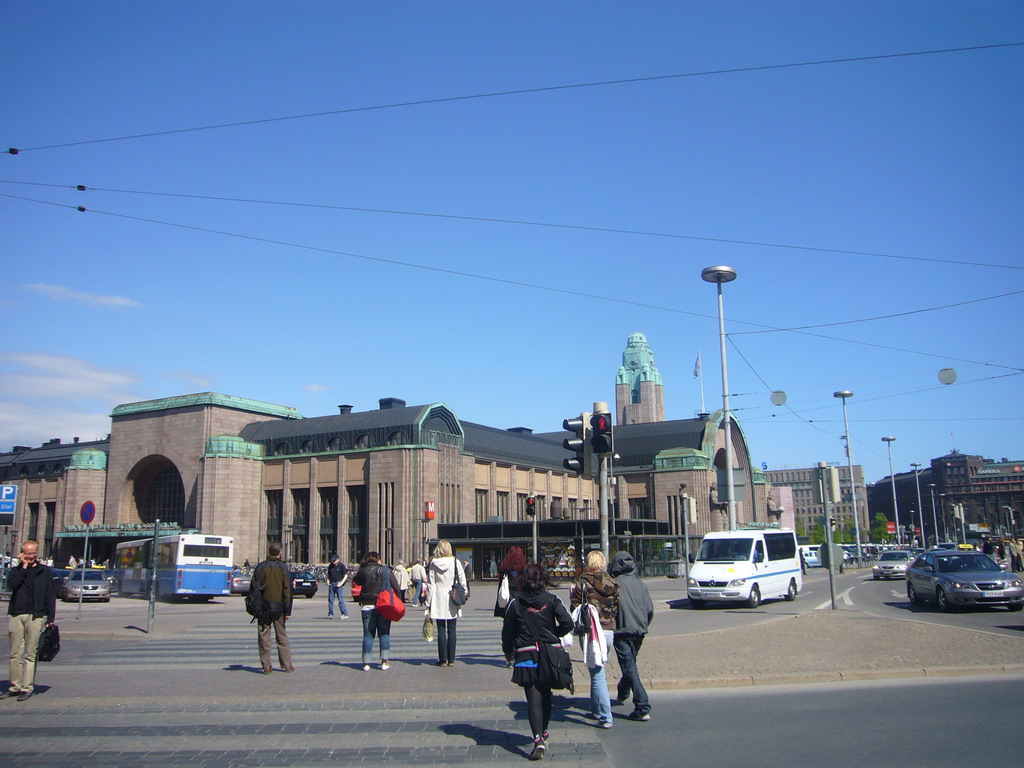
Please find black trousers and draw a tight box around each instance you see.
[436,618,457,662]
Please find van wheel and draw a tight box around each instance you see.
[745,585,761,609]
[689,598,706,609]
[784,579,797,601]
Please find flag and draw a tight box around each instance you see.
[693,350,701,379]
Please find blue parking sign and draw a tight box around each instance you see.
[0,484,16,525]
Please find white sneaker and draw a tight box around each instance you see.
[380,661,391,671]
[362,664,371,672]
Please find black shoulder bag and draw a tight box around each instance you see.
[519,599,573,691]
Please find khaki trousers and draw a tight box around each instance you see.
[8,614,46,693]
[257,615,292,669]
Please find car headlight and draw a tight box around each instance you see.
[1008,578,1022,588]
[687,578,697,587]
[948,581,976,590]
[727,578,746,587]
[872,565,881,571]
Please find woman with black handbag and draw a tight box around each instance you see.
[426,540,467,667]
[502,563,574,761]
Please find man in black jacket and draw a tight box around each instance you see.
[609,550,654,721]
[326,553,349,619]
[6,540,56,701]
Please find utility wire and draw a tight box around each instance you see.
[3,179,1019,272]
[5,42,1021,153]
[4,190,1021,374]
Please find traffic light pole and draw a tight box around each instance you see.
[817,463,837,611]
[599,454,610,560]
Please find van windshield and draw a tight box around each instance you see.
[697,538,752,562]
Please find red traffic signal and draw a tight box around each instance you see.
[590,412,613,455]
[525,496,537,516]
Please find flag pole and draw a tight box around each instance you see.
[695,350,706,413]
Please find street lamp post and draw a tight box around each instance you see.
[910,462,924,546]
[702,265,738,531]
[833,391,863,564]
[929,484,940,545]
[882,437,902,547]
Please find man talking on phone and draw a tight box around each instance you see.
[7,540,56,701]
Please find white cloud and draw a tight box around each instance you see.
[165,369,215,389]
[22,283,143,310]
[304,383,329,392]
[0,353,143,448]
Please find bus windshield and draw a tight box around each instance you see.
[697,538,753,562]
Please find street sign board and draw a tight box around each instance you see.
[0,484,16,526]
[80,500,96,525]
[886,521,896,534]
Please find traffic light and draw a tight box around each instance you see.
[562,412,593,480]
[525,496,537,516]
[590,411,614,455]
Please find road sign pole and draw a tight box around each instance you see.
[76,523,91,620]
[147,519,160,634]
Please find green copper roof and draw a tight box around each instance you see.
[112,392,301,420]
[69,448,108,470]
[616,331,664,387]
[203,435,264,459]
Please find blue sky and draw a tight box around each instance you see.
[2,2,1021,484]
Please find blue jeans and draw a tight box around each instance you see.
[613,634,650,715]
[327,583,349,617]
[588,630,614,725]
[361,608,392,663]
[435,618,457,663]
[412,578,424,605]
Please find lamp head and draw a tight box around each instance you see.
[701,265,737,284]
[833,390,853,399]
[882,436,896,443]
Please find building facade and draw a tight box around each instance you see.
[765,464,867,543]
[615,332,665,425]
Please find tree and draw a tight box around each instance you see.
[869,512,890,543]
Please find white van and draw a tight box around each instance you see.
[800,545,821,568]
[687,528,803,608]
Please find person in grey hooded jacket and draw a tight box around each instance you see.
[609,550,654,720]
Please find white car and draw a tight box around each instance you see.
[872,550,912,580]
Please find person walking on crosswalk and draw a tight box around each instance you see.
[252,542,293,674]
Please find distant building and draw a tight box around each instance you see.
[765,464,867,543]
[868,451,1022,544]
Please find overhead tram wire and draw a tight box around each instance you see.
[5,42,1022,153]
[2,179,1019,272]
[3,190,1022,375]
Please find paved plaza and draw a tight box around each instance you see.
[3,576,1022,766]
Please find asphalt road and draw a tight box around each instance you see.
[599,675,1024,768]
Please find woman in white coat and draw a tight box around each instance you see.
[426,540,468,666]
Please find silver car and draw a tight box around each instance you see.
[62,569,112,602]
[872,550,912,580]
[906,551,1024,612]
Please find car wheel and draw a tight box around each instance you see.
[1007,603,1023,612]
[306,594,314,599]
[745,585,761,609]
[784,579,797,601]
[936,587,955,612]
[689,598,706,609]
[907,583,924,606]
[873,575,879,580]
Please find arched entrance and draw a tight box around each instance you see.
[124,456,186,526]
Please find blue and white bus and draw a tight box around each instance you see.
[113,533,234,600]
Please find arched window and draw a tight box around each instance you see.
[327,437,344,451]
[387,431,405,446]
[274,442,291,456]
[354,434,371,449]
[300,440,316,453]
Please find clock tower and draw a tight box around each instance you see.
[615,332,665,425]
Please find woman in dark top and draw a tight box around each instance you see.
[351,552,402,672]
[501,563,573,761]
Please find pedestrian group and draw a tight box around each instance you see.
[245,539,653,761]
